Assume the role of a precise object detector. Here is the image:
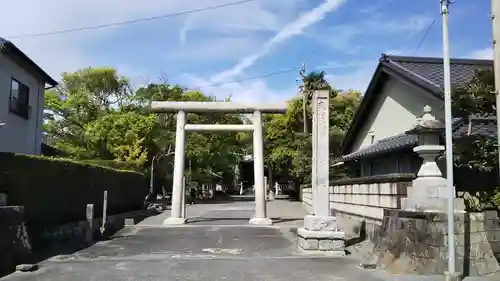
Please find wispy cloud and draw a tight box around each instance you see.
[469,47,492,59]
[210,0,347,83]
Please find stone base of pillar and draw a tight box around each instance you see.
[297,215,345,255]
[249,217,273,225]
[444,272,462,281]
[402,176,466,212]
[401,197,465,212]
[297,228,345,254]
[163,217,186,225]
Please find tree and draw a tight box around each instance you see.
[449,69,500,209]
[44,67,139,160]
[264,88,361,186]
[299,71,331,133]
[451,69,497,172]
[135,85,248,188]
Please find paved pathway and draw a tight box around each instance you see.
[139,199,307,227]
[0,200,419,281]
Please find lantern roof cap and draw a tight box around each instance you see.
[406,105,445,135]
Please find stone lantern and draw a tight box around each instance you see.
[406,105,445,179]
[401,105,464,212]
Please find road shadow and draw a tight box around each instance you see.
[192,200,237,205]
[0,210,158,278]
[187,217,303,224]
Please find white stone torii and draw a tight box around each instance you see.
[150,101,287,225]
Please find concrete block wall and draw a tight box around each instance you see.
[331,180,410,220]
[301,174,414,220]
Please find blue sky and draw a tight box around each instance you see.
[0,0,493,103]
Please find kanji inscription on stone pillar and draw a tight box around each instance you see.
[313,90,330,216]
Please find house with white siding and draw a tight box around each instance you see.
[338,54,495,180]
[0,37,58,155]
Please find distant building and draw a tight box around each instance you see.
[0,37,58,155]
[338,54,494,177]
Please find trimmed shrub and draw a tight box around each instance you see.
[78,159,145,173]
[0,153,148,230]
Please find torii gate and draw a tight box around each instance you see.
[150,101,287,225]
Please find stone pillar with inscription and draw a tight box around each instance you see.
[297,89,345,254]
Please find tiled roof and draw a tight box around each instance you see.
[385,55,492,90]
[341,116,497,162]
[341,134,417,161]
[340,54,493,155]
[0,36,57,86]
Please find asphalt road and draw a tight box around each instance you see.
[2,225,390,281]
[3,201,492,281]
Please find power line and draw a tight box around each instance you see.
[192,66,302,90]
[6,0,256,39]
[413,18,436,54]
[189,61,349,90]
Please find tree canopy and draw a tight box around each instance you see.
[449,69,500,210]
[43,67,361,192]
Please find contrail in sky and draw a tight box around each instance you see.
[210,0,347,83]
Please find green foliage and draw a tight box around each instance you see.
[462,190,500,212]
[84,112,157,164]
[450,69,500,210]
[44,67,142,161]
[0,153,148,229]
[264,82,361,184]
[302,71,331,94]
[451,69,498,173]
[43,66,361,192]
[78,159,145,173]
[451,70,495,118]
[44,67,250,188]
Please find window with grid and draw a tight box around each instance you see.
[9,78,30,119]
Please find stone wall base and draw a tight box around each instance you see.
[1,207,153,276]
[333,208,500,278]
[401,197,465,212]
[0,206,32,275]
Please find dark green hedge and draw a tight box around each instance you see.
[0,153,148,230]
[78,159,145,173]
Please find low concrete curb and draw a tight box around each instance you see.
[0,207,155,277]
[38,210,156,244]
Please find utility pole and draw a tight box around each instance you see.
[440,1,459,280]
[492,0,500,179]
[299,62,308,134]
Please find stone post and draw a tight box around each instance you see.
[297,90,344,254]
[401,105,464,212]
[0,193,6,206]
[85,204,94,244]
[311,91,317,208]
[164,110,187,225]
[264,176,268,200]
[249,110,272,225]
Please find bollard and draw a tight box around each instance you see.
[264,176,268,200]
[85,204,94,244]
[124,218,135,226]
[100,190,108,235]
[0,193,6,206]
